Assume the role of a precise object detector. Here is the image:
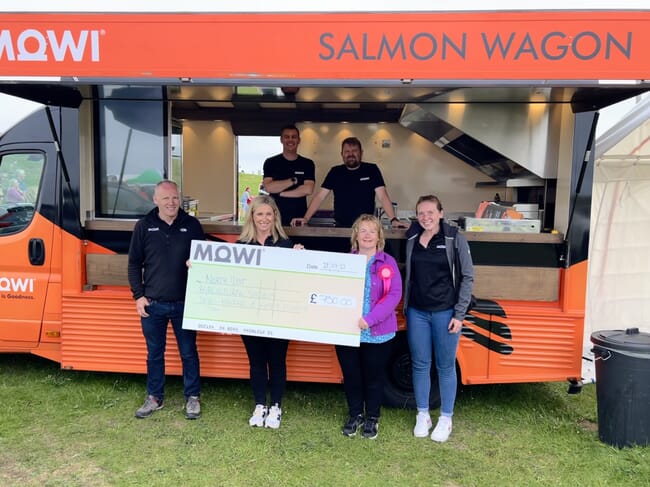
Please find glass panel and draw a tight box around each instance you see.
[237,135,274,222]
[170,123,182,189]
[100,85,164,100]
[0,152,44,235]
[235,86,283,97]
[97,98,163,217]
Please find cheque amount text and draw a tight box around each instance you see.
[308,293,356,308]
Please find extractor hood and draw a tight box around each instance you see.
[399,88,560,183]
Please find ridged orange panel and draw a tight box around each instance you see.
[456,318,490,384]
[486,313,581,382]
[61,293,148,373]
[458,302,583,384]
[60,289,343,383]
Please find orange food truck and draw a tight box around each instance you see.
[1,4,649,407]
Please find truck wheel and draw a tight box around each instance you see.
[383,332,441,410]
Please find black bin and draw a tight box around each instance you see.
[591,328,650,448]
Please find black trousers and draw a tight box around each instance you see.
[335,339,393,419]
[241,335,289,406]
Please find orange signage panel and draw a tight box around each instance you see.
[1,11,650,80]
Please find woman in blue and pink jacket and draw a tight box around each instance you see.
[336,214,402,440]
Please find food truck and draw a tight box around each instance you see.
[1,3,649,407]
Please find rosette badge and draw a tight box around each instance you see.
[378,264,393,299]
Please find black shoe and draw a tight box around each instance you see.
[362,417,379,439]
[342,415,364,437]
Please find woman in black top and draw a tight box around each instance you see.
[237,195,304,429]
[403,195,474,443]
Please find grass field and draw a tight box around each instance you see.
[238,172,264,200]
[0,353,647,486]
[237,172,266,221]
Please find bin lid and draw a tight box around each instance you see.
[591,328,650,354]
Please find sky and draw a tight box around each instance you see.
[0,94,42,136]
[239,137,279,174]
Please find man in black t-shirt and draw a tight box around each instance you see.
[262,124,315,225]
[291,137,406,228]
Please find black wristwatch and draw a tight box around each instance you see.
[291,177,298,185]
[390,217,399,223]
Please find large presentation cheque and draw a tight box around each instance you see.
[183,241,366,346]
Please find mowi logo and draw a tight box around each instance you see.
[193,243,262,266]
[0,29,101,62]
[0,277,34,293]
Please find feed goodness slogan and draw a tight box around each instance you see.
[183,241,366,346]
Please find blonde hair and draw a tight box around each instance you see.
[239,195,288,243]
[350,214,385,252]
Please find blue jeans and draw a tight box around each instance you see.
[141,300,200,401]
[407,307,459,416]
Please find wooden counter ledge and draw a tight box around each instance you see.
[84,219,563,243]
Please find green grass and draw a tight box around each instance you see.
[236,172,265,221]
[0,154,42,197]
[0,353,648,486]
[238,172,264,198]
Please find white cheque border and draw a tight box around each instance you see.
[183,241,366,347]
[183,318,360,346]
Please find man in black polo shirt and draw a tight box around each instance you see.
[291,137,406,228]
[262,124,315,225]
[127,180,205,420]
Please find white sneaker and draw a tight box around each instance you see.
[265,404,282,429]
[413,411,432,437]
[431,416,452,442]
[248,404,267,427]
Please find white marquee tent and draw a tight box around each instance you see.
[583,94,650,380]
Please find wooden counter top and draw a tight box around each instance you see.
[84,219,563,243]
